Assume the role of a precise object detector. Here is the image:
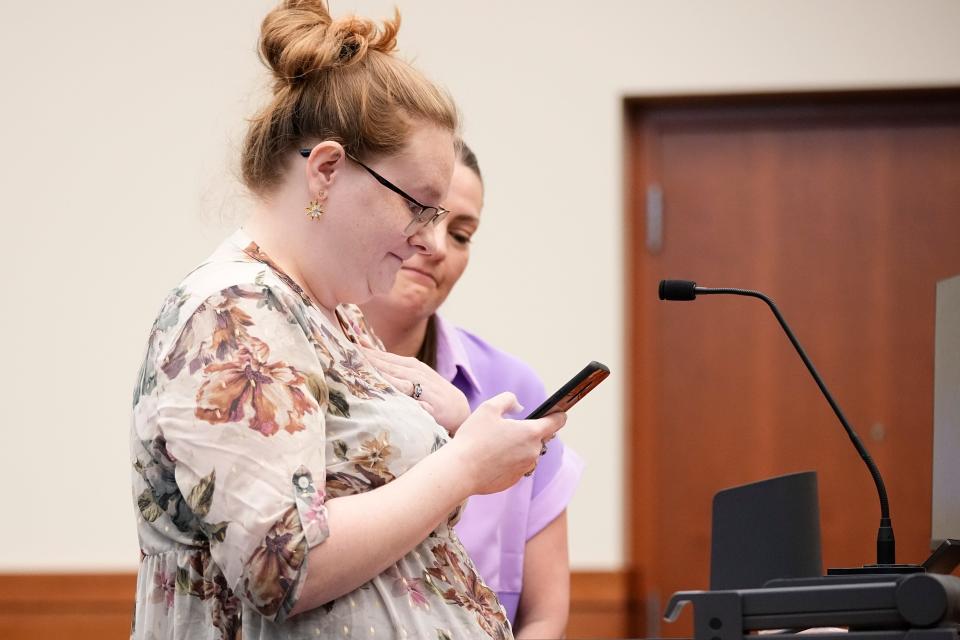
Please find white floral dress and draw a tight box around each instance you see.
[130,229,511,639]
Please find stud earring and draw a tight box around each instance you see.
[305,192,326,221]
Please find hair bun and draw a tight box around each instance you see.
[242,0,457,192]
[258,0,400,86]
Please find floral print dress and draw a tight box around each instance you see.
[130,229,511,640]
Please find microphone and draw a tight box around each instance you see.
[659,279,899,569]
[658,279,697,301]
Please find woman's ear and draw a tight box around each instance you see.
[303,141,345,193]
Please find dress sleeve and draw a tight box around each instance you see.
[154,284,331,622]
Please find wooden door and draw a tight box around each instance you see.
[625,91,960,638]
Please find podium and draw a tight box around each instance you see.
[666,572,960,640]
[664,472,960,639]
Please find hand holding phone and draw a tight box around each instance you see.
[525,361,610,419]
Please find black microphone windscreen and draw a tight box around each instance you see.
[659,279,698,301]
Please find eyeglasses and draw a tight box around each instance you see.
[299,148,449,236]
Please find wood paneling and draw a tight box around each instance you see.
[567,570,633,639]
[625,90,960,637]
[0,570,630,639]
[0,573,136,640]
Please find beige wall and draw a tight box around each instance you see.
[2,0,958,571]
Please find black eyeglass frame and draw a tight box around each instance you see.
[299,148,449,236]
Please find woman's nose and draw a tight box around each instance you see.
[427,223,448,260]
[409,220,438,256]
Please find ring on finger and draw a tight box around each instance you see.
[411,382,423,400]
[539,442,548,456]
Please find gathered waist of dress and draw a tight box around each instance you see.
[139,538,212,558]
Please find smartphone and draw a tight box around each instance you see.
[525,361,610,419]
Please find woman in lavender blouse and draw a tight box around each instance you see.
[361,144,584,638]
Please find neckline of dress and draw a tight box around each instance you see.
[230,228,358,345]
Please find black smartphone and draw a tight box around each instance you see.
[525,361,610,419]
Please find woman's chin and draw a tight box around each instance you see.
[399,282,443,311]
[389,293,439,322]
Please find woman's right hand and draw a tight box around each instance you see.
[449,392,567,496]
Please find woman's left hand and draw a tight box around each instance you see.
[360,346,471,433]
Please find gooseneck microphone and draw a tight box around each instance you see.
[658,279,897,568]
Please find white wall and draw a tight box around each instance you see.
[2,0,958,571]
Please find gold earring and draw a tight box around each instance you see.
[305,192,326,221]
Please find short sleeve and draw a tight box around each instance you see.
[155,284,331,622]
[526,440,585,540]
[497,357,585,540]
